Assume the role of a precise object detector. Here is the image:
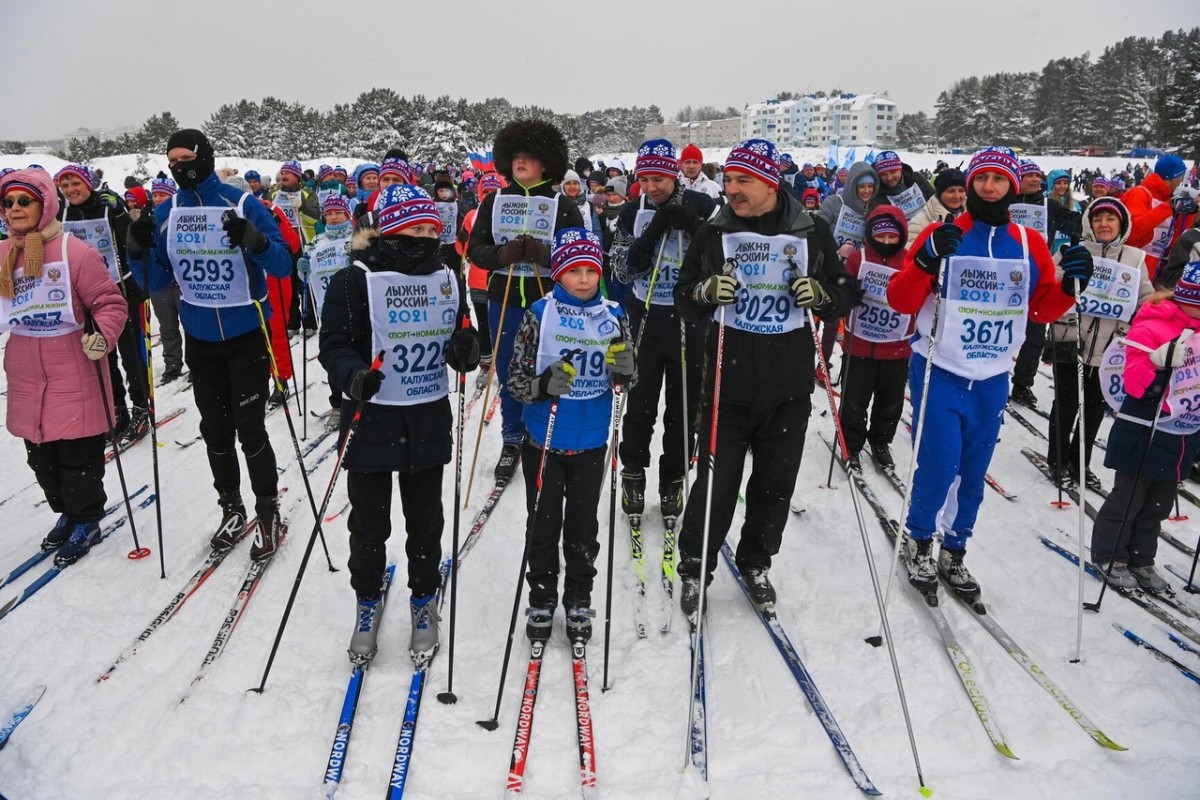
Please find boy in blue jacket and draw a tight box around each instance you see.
[508,228,636,644]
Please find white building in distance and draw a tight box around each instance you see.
[741,94,897,148]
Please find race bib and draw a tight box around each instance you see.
[888,183,925,218]
[1009,203,1048,238]
[61,215,121,282]
[721,232,808,335]
[166,198,254,308]
[833,205,866,247]
[366,267,459,406]
[274,191,303,234]
[1144,200,1173,259]
[491,195,555,278]
[1077,256,1139,322]
[935,255,1029,378]
[1100,333,1200,434]
[1,235,79,337]
[631,210,682,306]
[309,236,352,316]
[535,295,622,401]
[849,261,911,343]
[436,202,459,245]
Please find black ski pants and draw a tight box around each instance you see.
[522,441,605,610]
[1012,319,1047,391]
[1045,361,1106,472]
[346,465,445,599]
[619,322,699,487]
[186,330,279,503]
[678,396,809,580]
[25,434,107,523]
[840,356,908,456]
[1090,473,1177,568]
[107,297,148,411]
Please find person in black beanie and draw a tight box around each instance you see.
[127,129,295,561]
[909,168,967,246]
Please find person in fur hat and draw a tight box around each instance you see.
[468,118,585,483]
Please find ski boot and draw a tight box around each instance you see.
[494,443,521,483]
[251,496,285,561]
[349,595,383,665]
[846,451,863,473]
[1130,565,1169,593]
[54,521,102,566]
[740,565,776,617]
[1098,561,1137,590]
[108,406,131,443]
[475,356,493,391]
[1010,385,1038,409]
[525,607,554,642]
[869,440,895,470]
[660,479,685,522]
[565,606,596,644]
[904,536,938,604]
[121,406,150,444]
[409,594,440,663]
[267,386,288,411]
[621,469,646,517]
[40,514,71,551]
[210,493,247,552]
[938,546,983,613]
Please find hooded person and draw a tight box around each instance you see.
[908,168,966,246]
[467,118,585,482]
[0,168,129,564]
[1043,197,1153,486]
[800,188,821,211]
[887,146,1092,601]
[871,150,934,219]
[558,169,600,235]
[817,161,879,257]
[673,139,857,619]
[431,172,464,272]
[318,183,480,663]
[127,128,295,562]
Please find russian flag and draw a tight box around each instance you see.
[468,150,494,173]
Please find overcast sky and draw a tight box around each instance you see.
[2,0,1196,141]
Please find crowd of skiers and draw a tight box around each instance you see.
[2,119,1200,667]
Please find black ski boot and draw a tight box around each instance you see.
[251,495,285,561]
[565,606,596,644]
[1010,385,1037,409]
[740,565,776,617]
[210,493,247,551]
[494,443,521,483]
[621,469,646,517]
[525,607,554,642]
[869,440,895,470]
[660,478,685,521]
[40,514,71,551]
[938,546,983,612]
[904,536,938,603]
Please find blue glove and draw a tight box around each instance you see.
[297,256,311,282]
[1058,244,1095,296]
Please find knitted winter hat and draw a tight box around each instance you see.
[873,151,902,174]
[479,173,506,196]
[375,184,441,236]
[55,164,93,188]
[124,186,149,209]
[280,160,304,180]
[680,144,703,164]
[550,227,603,280]
[779,154,795,166]
[636,139,680,179]
[561,169,582,187]
[333,165,347,180]
[322,194,352,217]
[934,169,966,197]
[869,213,903,239]
[801,162,814,172]
[966,146,1020,192]
[150,176,177,197]
[800,188,821,208]
[317,164,335,183]
[604,176,628,198]
[355,163,380,182]
[1017,159,1043,179]
[379,158,410,183]
[1086,197,1129,236]
[1155,154,1187,181]
[724,139,781,189]
[1176,260,1200,309]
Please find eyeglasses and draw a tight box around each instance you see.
[1,195,39,209]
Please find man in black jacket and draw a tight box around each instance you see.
[673,140,857,622]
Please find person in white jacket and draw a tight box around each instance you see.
[907,169,966,246]
[679,144,721,199]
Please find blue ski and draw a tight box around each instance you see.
[0,685,45,749]
[1112,623,1200,685]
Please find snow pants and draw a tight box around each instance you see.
[149,284,183,375]
[489,297,526,445]
[1011,319,1046,391]
[108,295,148,412]
[266,275,295,382]
[346,465,445,599]
[905,355,1007,550]
[25,434,107,523]
[1090,473,1176,568]
[678,396,810,580]
[186,330,279,503]
[522,441,605,610]
[840,355,908,456]
[1045,361,1105,473]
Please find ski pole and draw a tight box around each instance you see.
[251,350,383,694]
[87,314,150,562]
[438,319,471,706]
[602,379,624,692]
[301,276,308,440]
[139,256,167,578]
[679,234,692,503]
[464,265,515,509]
[1084,351,1173,614]
[477,390,564,732]
[1183,513,1200,594]
[824,309,858,487]
[684,260,732,770]
[1071,279,1088,663]
[807,305,928,793]
[1049,360,1069,508]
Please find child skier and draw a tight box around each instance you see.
[318,184,481,664]
[508,228,635,643]
[1090,262,1200,590]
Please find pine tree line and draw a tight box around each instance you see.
[896,27,1200,157]
[65,93,663,164]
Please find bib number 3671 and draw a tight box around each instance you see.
[960,318,1013,345]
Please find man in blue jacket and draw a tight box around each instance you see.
[127,129,294,561]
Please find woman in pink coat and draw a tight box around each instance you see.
[0,168,128,564]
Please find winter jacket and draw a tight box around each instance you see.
[1103,299,1200,482]
[791,174,827,200]
[889,211,1075,380]
[817,162,878,233]
[675,189,857,408]
[1124,173,1196,277]
[1045,199,1153,367]
[558,190,601,237]
[468,181,585,309]
[270,185,320,243]
[135,172,293,343]
[1159,227,1200,290]
[876,164,934,214]
[907,193,962,247]
[680,172,721,200]
[2,230,128,444]
[843,206,913,361]
[1014,189,1083,251]
[508,283,634,452]
[60,190,143,302]
[318,227,473,473]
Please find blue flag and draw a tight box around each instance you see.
[842,147,856,170]
[825,144,839,171]
[864,149,876,165]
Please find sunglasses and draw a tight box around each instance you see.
[2,195,39,209]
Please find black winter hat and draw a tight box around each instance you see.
[166,128,213,159]
[573,156,594,176]
[934,168,966,197]
[493,119,570,184]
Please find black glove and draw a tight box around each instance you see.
[448,328,481,373]
[353,202,372,222]
[1173,195,1199,215]
[348,368,384,402]
[1058,244,1095,296]
[640,211,671,244]
[914,223,961,276]
[127,213,155,258]
[524,238,551,267]
[498,238,526,266]
[1057,209,1083,244]
[223,213,269,254]
[537,359,577,397]
[1146,367,1173,403]
[656,203,701,234]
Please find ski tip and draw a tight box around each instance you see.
[436,691,458,705]
[996,744,1019,760]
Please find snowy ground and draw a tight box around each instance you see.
[0,148,1198,799]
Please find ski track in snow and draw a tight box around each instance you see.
[0,153,1198,799]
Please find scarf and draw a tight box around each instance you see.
[0,221,62,299]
